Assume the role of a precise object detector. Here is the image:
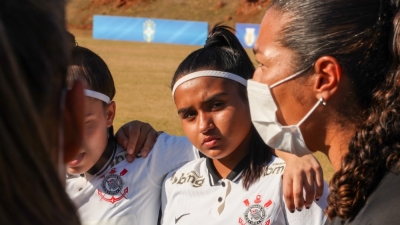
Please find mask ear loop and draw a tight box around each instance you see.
[297,97,326,127]
[270,64,315,89]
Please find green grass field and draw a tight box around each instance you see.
[70,29,334,181]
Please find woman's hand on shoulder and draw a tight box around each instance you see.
[115,120,159,162]
[275,150,324,212]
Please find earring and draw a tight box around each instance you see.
[319,97,327,106]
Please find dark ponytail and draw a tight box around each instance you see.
[172,23,254,84]
[172,24,272,190]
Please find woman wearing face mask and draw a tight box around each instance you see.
[248,0,400,224]
[160,24,328,225]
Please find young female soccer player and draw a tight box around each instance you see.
[65,41,199,225]
[247,1,400,224]
[160,25,328,225]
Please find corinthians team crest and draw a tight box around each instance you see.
[239,195,273,225]
[143,19,156,43]
[98,168,129,204]
[101,174,123,195]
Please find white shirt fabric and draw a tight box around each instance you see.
[161,156,328,225]
[66,133,199,225]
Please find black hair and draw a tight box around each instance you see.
[172,24,272,190]
[67,34,116,101]
[172,24,255,85]
[269,0,400,220]
[271,0,393,112]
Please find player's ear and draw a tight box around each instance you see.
[63,80,85,163]
[312,56,342,101]
[106,101,116,128]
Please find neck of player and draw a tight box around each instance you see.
[212,131,252,179]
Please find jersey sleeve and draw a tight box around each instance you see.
[145,133,199,187]
[283,182,329,225]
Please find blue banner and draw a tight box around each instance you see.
[93,15,208,46]
[235,23,260,49]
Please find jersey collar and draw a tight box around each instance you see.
[206,154,250,186]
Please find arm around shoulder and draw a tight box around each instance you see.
[145,133,199,186]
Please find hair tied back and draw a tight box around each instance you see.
[203,23,236,49]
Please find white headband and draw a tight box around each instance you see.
[84,89,111,103]
[171,70,247,97]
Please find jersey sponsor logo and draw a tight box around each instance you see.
[170,171,205,188]
[262,163,285,177]
[239,195,274,225]
[98,168,129,204]
[175,213,190,224]
[110,151,127,168]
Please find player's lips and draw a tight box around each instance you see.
[201,136,220,148]
[68,152,86,167]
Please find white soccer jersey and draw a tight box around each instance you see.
[66,133,199,225]
[161,156,328,225]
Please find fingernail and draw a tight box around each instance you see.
[126,155,132,162]
[290,210,295,213]
[128,148,133,154]
[296,208,302,212]
[140,148,148,158]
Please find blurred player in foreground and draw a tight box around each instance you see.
[0,0,84,224]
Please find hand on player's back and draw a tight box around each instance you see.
[276,151,324,212]
[115,120,158,162]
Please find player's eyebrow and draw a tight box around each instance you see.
[85,112,94,117]
[176,92,228,115]
[177,107,190,115]
[202,92,228,104]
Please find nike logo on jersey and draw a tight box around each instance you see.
[175,213,190,224]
